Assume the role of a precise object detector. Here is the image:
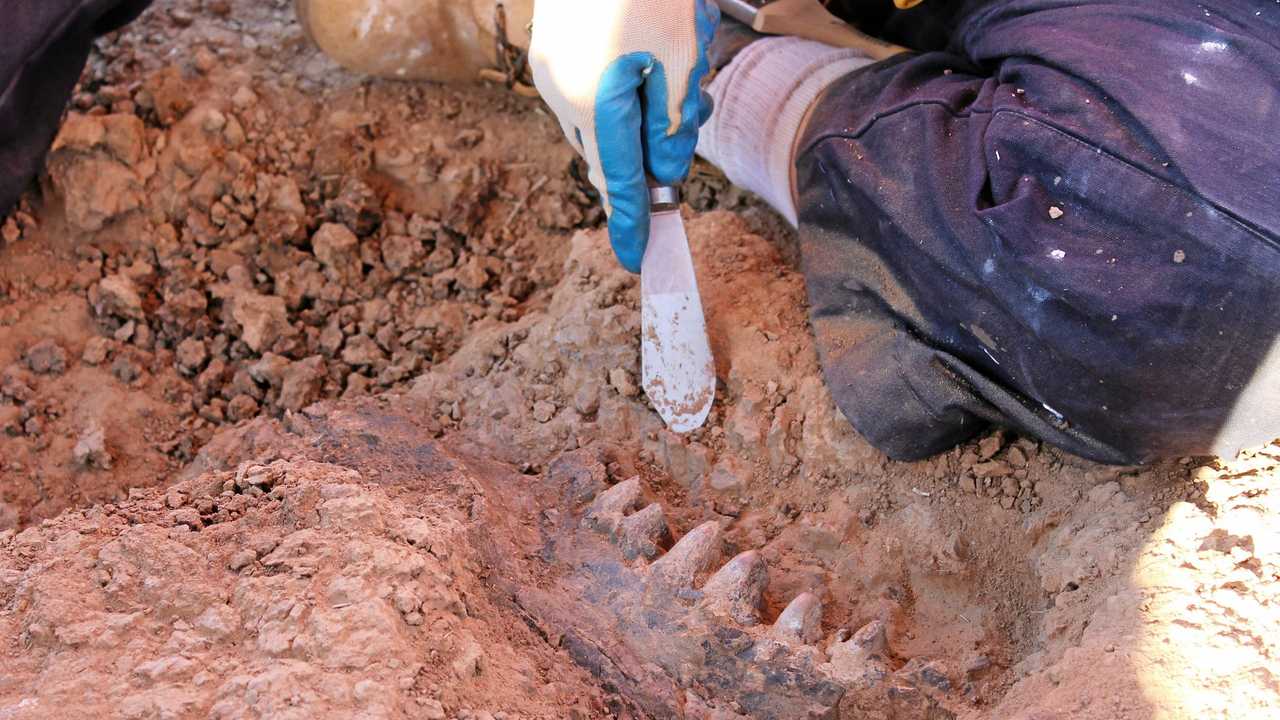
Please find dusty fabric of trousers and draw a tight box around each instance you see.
[798,0,1280,464]
[1,0,153,215]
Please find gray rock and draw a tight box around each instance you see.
[175,338,208,374]
[24,339,67,375]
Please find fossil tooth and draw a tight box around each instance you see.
[650,521,722,587]
[772,591,823,644]
[583,476,642,534]
[701,550,768,625]
[616,503,672,560]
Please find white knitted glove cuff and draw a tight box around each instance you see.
[697,37,873,226]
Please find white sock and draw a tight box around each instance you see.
[697,37,873,226]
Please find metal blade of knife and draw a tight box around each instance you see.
[641,188,715,434]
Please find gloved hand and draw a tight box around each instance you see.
[530,0,719,272]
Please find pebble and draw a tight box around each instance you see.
[977,432,1003,460]
[171,508,203,530]
[24,339,67,375]
[1006,446,1028,467]
[231,86,258,109]
[72,423,113,469]
[228,549,257,571]
[95,274,145,320]
[418,699,446,720]
[193,47,217,74]
[973,460,1013,479]
[175,338,209,373]
[609,367,638,398]
[532,401,556,423]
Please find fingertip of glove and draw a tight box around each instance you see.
[608,215,647,274]
[613,246,645,274]
[699,90,715,126]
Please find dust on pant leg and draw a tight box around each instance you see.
[794,0,1280,463]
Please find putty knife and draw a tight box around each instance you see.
[716,0,908,60]
[641,186,715,433]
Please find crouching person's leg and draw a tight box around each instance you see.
[707,1,1280,464]
[1,0,153,215]
[295,0,534,84]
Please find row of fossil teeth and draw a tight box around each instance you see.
[582,478,891,665]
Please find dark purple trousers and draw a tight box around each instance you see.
[801,0,1280,463]
[0,0,153,215]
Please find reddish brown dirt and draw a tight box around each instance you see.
[0,1,1276,719]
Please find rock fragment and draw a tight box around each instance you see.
[24,340,67,375]
[584,478,642,533]
[341,335,385,367]
[452,638,484,679]
[279,357,325,412]
[81,335,112,363]
[73,423,113,469]
[172,508,203,530]
[228,549,257,571]
[311,223,362,283]
[111,355,143,384]
[227,395,260,422]
[972,460,1013,479]
[230,292,290,352]
[532,400,555,423]
[381,235,423,277]
[95,274,145,320]
[650,521,722,588]
[609,367,638,398]
[977,431,1003,461]
[175,338,209,374]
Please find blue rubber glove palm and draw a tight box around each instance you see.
[529,0,719,272]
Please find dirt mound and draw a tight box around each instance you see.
[0,0,594,527]
[0,449,607,719]
[0,0,750,530]
[6,216,1275,718]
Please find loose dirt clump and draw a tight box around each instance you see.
[0,451,609,719]
[0,0,598,527]
[0,1,1277,718]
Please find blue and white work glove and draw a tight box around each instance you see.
[529,0,720,273]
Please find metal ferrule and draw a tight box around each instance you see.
[716,0,765,26]
[649,185,681,212]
